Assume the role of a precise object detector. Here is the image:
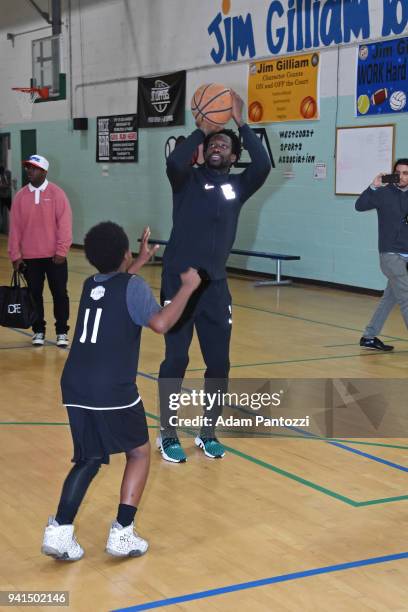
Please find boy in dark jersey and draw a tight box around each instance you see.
[41,222,200,561]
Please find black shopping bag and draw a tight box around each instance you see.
[0,271,37,328]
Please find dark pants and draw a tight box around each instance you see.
[24,258,69,334]
[158,273,232,437]
[0,200,10,234]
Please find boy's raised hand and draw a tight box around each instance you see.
[180,267,201,291]
[127,227,160,274]
[139,227,160,264]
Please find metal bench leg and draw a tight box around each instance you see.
[255,259,292,287]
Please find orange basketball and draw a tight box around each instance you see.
[191,83,233,127]
[248,101,263,123]
[300,96,317,119]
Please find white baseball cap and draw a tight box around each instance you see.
[23,154,49,172]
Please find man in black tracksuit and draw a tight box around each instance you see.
[157,90,271,463]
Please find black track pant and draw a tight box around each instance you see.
[158,274,232,438]
[24,258,69,334]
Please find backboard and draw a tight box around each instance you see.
[31,34,66,100]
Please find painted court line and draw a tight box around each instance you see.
[325,340,407,348]
[0,419,407,507]
[5,330,407,506]
[143,410,408,508]
[290,427,408,473]
[140,368,408,477]
[7,255,405,341]
[111,551,408,611]
[181,349,407,373]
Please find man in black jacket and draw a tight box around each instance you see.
[356,159,408,352]
[157,90,271,462]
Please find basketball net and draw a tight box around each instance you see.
[12,87,49,120]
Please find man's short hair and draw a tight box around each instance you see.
[84,221,129,273]
[393,158,408,171]
[203,129,242,163]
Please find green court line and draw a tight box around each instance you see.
[0,421,69,425]
[179,349,407,374]
[67,260,408,343]
[142,410,406,508]
[231,301,408,342]
[325,340,407,348]
[356,495,408,507]
[0,421,160,428]
[2,421,407,450]
[2,418,406,507]
[221,444,358,506]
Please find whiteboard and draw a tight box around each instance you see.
[335,125,395,195]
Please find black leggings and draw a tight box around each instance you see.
[55,458,102,525]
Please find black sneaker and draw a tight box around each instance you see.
[359,337,394,351]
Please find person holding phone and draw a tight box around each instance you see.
[355,158,408,350]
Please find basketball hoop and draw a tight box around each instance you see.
[11,87,49,120]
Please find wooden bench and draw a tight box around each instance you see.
[139,239,300,286]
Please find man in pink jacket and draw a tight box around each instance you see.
[8,155,73,347]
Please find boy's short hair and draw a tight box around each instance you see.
[84,221,129,273]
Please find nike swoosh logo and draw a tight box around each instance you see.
[204,184,215,190]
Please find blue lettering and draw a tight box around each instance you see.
[208,13,225,64]
[313,0,321,46]
[343,0,370,42]
[296,0,304,50]
[382,0,408,36]
[304,0,312,48]
[266,1,285,54]
[224,17,233,61]
[287,0,296,51]
[232,15,256,60]
[320,0,343,45]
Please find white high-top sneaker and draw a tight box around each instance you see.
[41,516,84,561]
[105,521,148,557]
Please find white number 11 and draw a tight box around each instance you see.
[80,308,102,344]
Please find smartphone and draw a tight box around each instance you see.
[381,173,400,184]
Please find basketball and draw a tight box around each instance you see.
[300,96,317,119]
[191,83,233,127]
[248,101,263,123]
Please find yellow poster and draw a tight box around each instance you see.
[247,53,320,123]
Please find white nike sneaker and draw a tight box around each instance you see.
[41,516,84,561]
[105,520,148,558]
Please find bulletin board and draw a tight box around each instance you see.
[335,125,395,195]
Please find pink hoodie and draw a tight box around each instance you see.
[8,181,72,261]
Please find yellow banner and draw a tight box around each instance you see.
[247,53,320,123]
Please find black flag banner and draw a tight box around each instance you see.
[138,70,186,128]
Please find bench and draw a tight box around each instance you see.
[139,238,300,286]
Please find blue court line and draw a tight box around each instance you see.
[136,371,408,473]
[111,551,408,611]
[289,426,408,473]
[327,440,408,472]
[6,329,408,476]
[138,369,408,475]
